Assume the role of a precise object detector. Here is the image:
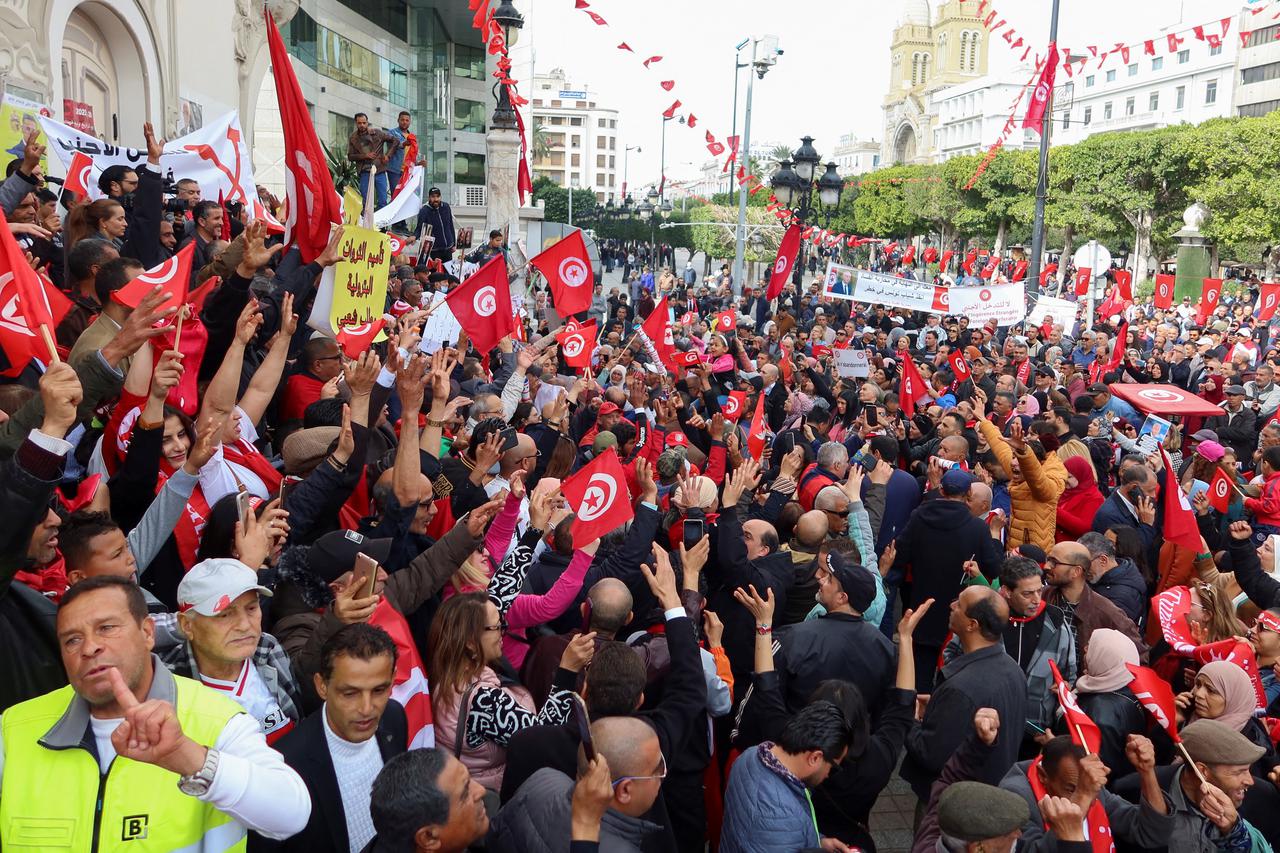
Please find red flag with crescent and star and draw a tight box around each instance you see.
[445,256,516,352]
[560,449,634,548]
[556,318,597,370]
[767,223,801,300]
[530,229,594,316]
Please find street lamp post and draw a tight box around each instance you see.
[771,136,842,288]
[622,145,641,205]
[489,0,525,129]
[728,38,750,197]
[732,36,779,298]
[1027,0,1061,303]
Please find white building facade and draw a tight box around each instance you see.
[1235,18,1280,117]
[1052,31,1238,145]
[831,134,882,175]
[530,69,621,203]
[930,71,1039,161]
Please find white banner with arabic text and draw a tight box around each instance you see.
[852,270,1025,325]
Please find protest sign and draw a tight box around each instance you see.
[822,261,858,301]
[836,347,870,378]
[329,225,390,330]
[419,291,463,353]
[1028,295,1077,328]
[3,94,51,173]
[852,270,1025,325]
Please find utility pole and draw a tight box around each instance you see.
[728,38,748,198]
[1026,0,1061,305]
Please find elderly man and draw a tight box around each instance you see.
[155,559,304,744]
[489,717,668,852]
[798,441,850,511]
[0,576,309,849]
[281,338,345,422]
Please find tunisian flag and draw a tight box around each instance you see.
[767,223,801,300]
[337,318,386,359]
[561,449,634,548]
[1023,43,1060,136]
[948,349,972,383]
[640,296,676,369]
[556,318,596,369]
[1048,659,1102,754]
[1153,273,1175,310]
[1259,283,1280,322]
[1161,446,1201,552]
[112,242,194,324]
[1207,466,1236,513]
[745,392,767,461]
[899,356,931,417]
[722,390,747,422]
[1198,277,1222,323]
[0,210,69,370]
[369,599,435,748]
[1126,664,1181,742]
[266,11,342,264]
[1114,269,1134,302]
[529,229,593,316]
[447,256,517,352]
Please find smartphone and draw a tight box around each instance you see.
[682,519,705,551]
[865,406,879,427]
[235,491,254,530]
[497,426,519,453]
[352,552,379,598]
[852,449,876,470]
[571,694,596,762]
[278,475,302,507]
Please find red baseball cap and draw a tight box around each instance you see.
[666,431,690,448]
[598,402,621,415]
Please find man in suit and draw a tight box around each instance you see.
[761,363,789,433]
[251,624,408,852]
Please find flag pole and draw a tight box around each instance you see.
[173,305,186,351]
[1026,0,1060,307]
[38,324,59,363]
[1175,741,1209,785]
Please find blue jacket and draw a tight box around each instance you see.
[720,745,820,853]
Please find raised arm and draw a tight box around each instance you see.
[238,292,297,425]
[201,298,261,422]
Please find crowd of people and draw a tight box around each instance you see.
[3,110,1280,853]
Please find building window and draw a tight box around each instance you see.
[551,100,561,108]
[1125,96,1135,116]
[609,138,616,150]
[1150,91,1160,111]
[1104,101,1113,120]
[571,135,580,147]
[1239,98,1280,117]
[453,98,486,134]
[609,119,617,128]
[1085,75,1095,87]
[597,135,606,147]
[609,156,615,167]
[1106,69,1116,83]
[1062,111,1071,130]
[283,9,408,105]
[1210,44,1223,57]
[1246,24,1280,47]
[454,152,486,185]
[548,116,564,125]
[1128,63,1138,76]
[1152,57,1163,71]
[1176,86,1186,109]
[571,153,580,166]
[569,117,583,126]
[596,154,606,167]
[1206,79,1218,104]
[1083,106,1092,125]
[597,118,606,127]
[453,44,485,80]
[1178,50,1190,64]
[596,172,605,185]
[1242,61,1280,85]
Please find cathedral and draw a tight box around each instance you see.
[881,0,991,165]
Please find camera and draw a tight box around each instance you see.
[163,197,188,215]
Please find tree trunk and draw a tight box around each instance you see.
[1058,226,1075,293]
[994,219,1008,255]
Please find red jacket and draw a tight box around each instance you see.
[1245,469,1280,527]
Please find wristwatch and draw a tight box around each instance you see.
[178,748,220,796]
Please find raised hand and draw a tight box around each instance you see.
[465,495,506,537]
[107,668,205,776]
[1039,796,1086,842]
[560,631,598,673]
[842,463,865,502]
[345,350,381,398]
[317,225,346,268]
[20,127,44,176]
[333,570,380,625]
[277,291,298,339]
[143,122,164,165]
[102,286,180,365]
[732,583,775,625]
[39,361,83,438]
[182,416,223,475]
[233,298,263,347]
[333,404,355,465]
[640,544,681,609]
[898,598,933,639]
[679,535,710,580]
[471,430,504,473]
[236,220,285,277]
[974,707,1000,745]
[396,353,428,414]
[149,350,184,400]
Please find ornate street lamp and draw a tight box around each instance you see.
[490,0,525,130]
[769,137,842,286]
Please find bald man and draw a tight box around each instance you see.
[779,510,829,626]
[903,585,1029,802]
[813,485,850,538]
[1044,541,1145,665]
[489,717,668,851]
[966,481,993,518]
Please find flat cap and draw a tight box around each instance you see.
[937,781,1029,841]
[1181,719,1266,766]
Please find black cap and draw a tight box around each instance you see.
[308,530,393,583]
[826,553,876,613]
[1086,382,1109,394]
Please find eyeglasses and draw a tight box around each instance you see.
[316,354,343,362]
[1044,556,1088,571]
[612,752,667,787]
[482,622,506,634]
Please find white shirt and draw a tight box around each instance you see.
[199,661,295,744]
[322,705,384,852]
[200,409,270,506]
[0,707,311,840]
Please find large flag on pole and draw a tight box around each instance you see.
[445,255,517,352]
[767,223,801,300]
[266,10,342,263]
[1022,43,1060,136]
[529,230,594,316]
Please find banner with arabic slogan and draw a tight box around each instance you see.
[330,225,390,330]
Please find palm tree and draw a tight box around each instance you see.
[532,123,551,161]
[768,143,794,165]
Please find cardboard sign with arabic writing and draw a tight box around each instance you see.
[330,225,390,331]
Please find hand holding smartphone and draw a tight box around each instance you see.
[352,553,380,598]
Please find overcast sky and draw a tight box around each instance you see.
[520,0,1248,188]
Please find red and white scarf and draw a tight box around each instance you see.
[1027,756,1114,853]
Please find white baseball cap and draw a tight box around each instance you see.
[177,558,272,616]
